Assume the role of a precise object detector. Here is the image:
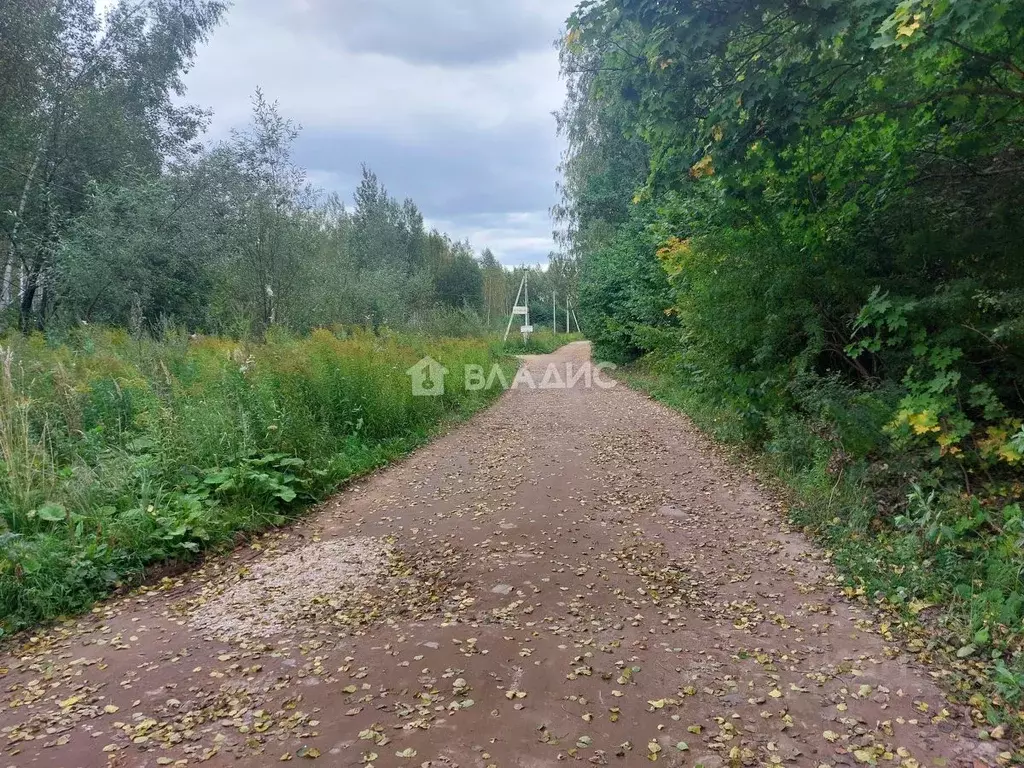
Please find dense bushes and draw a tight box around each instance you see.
[500,330,583,355]
[575,204,676,365]
[559,0,1024,727]
[0,327,511,632]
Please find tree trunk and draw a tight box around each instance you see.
[18,259,40,333]
[1,147,42,311]
[0,261,12,309]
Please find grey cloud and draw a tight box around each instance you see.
[438,211,555,265]
[251,0,566,66]
[183,0,576,264]
[293,123,559,263]
[294,122,559,219]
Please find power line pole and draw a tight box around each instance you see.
[503,275,526,342]
[524,271,530,330]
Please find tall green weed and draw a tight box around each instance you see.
[0,327,511,633]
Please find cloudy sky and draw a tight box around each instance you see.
[180,0,580,266]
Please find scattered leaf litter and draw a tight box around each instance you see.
[189,537,391,639]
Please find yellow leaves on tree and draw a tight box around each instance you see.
[936,432,962,457]
[690,154,715,179]
[895,407,1023,466]
[565,27,582,52]
[897,15,922,38]
[656,237,692,279]
[977,423,1024,465]
[902,410,941,436]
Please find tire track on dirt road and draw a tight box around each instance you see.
[0,342,997,767]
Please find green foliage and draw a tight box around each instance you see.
[58,174,214,327]
[0,0,227,331]
[848,288,1024,474]
[434,246,485,310]
[201,454,309,508]
[39,103,498,336]
[500,331,582,356]
[577,203,677,365]
[559,0,1024,729]
[0,327,509,633]
[1,4,555,337]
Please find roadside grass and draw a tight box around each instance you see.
[621,357,1024,742]
[499,331,583,355]
[0,326,515,635]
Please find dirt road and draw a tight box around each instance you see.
[0,343,996,767]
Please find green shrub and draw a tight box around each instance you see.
[499,330,582,355]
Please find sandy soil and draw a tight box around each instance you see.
[0,342,1001,767]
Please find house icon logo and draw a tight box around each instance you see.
[406,356,448,397]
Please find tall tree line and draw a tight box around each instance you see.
[0,0,226,331]
[0,1,527,336]
[560,0,1024,423]
[559,0,1024,551]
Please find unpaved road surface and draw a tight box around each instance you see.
[1,343,997,767]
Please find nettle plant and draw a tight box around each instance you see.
[847,288,1024,472]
